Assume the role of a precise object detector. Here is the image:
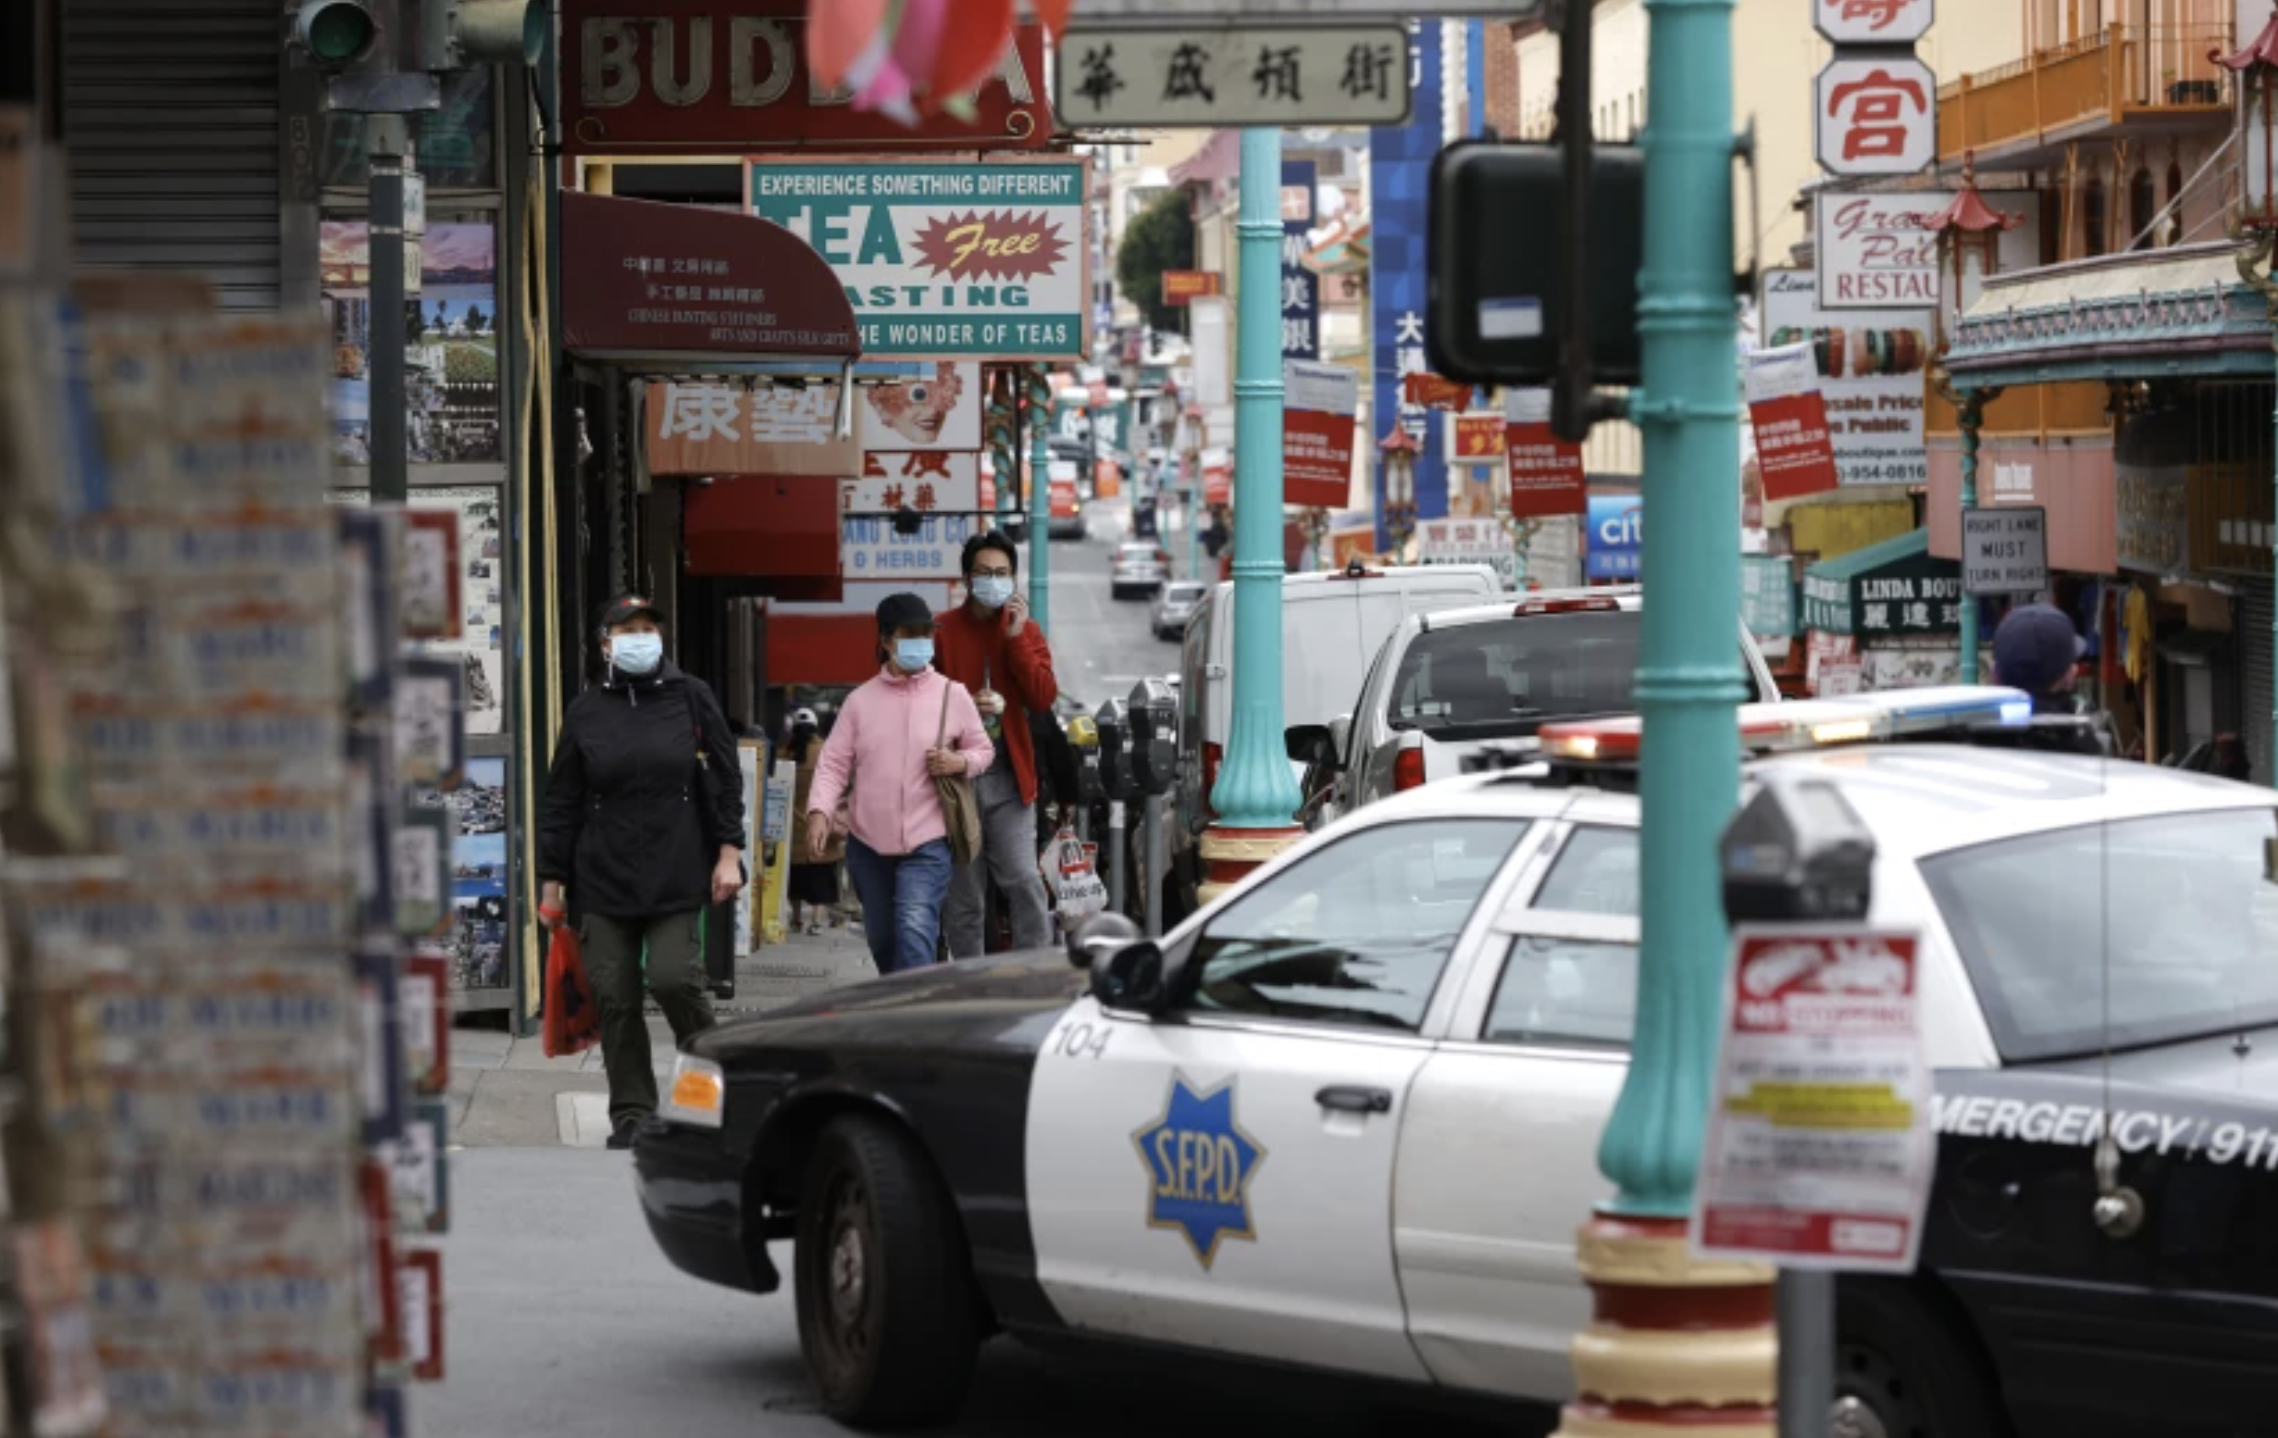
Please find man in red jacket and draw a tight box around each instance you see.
[936,529,1059,956]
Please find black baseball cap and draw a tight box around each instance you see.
[599,594,663,630]
[875,592,934,634]
[1992,603,2086,694]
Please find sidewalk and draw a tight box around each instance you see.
[447,925,880,1149]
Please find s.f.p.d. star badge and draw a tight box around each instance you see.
[1132,1073,1266,1269]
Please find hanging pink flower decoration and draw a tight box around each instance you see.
[845,0,919,126]
[1028,0,1073,38]
[922,0,1014,115]
[806,0,888,92]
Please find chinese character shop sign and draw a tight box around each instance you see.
[560,191,859,362]
[1281,160,1319,360]
[1053,25,1412,128]
[752,159,1087,360]
[1814,0,1934,44]
[1816,56,1937,176]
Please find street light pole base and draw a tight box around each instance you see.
[1194,826,1304,905]
[1553,1214,1777,1438]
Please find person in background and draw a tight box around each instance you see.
[538,595,746,1150]
[785,707,844,934]
[1992,602,2087,715]
[805,594,993,974]
[935,531,1058,958]
[1029,707,1081,852]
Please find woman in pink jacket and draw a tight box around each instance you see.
[805,593,995,973]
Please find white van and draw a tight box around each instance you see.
[1165,562,1501,914]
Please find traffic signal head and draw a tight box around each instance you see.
[295,0,381,68]
[433,0,545,69]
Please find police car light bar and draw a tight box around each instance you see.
[1537,686,2034,764]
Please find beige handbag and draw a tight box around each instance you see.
[934,682,983,864]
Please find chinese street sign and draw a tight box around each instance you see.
[1815,0,1934,45]
[1693,928,1933,1273]
[1369,21,1446,549]
[646,381,859,475]
[1161,270,1222,305]
[842,454,983,514]
[1417,517,1516,585]
[1961,506,2048,595]
[1816,56,1937,176]
[1505,389,1588,520]
[563,2,1054,156]
[1742,344,1841,503]
[561,192,861,362]
[1283,360,1358,508]
[1282,159,1320,359]
[1054,24,1412,128]
[751,159,1088,360]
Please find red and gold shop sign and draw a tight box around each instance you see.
[563,1,1055,156]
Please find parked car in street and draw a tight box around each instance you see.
[633,687,2278,1438]
[1316,587,1780,823]
[1169,563,1501,915]
[1109,541,1171,599]
[1149,579,1207,639]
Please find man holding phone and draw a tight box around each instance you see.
[936,530,1059,956]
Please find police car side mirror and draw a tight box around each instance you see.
[1091,940,1169,1013]
[1067,912,1142,970]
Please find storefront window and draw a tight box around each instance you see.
[319,215,503,466]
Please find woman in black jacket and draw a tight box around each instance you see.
[538,595,746,1149]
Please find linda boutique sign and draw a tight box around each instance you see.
[751,159,1088,360]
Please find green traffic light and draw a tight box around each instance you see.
[303,2,376,64]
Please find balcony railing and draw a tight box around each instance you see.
[1937,22,2233,164]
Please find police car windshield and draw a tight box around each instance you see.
[1921,808,2278,1062]
[1389,613,1643,738]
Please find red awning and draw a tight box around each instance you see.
[560,191,860,367]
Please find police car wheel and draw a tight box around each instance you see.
[793,1115,981,1426]
[1835,1280,2011,1438]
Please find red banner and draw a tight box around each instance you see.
[561,2,1054,157]
[1202,447,1232,506]
[1404,372,1472,412]
[1503,391,1585,519]
[1283,360,1359,509]
[1453,413,1506,461]
[1744,343,1841,502]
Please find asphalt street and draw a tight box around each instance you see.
[1028,499,1187,713]
[419,1148,1530,1438]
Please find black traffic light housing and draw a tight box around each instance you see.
[1126,679,1178,797]
[1720,773,1877,924]
[1426,141,1644,390]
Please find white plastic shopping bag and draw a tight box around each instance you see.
[1039,826,1108,929]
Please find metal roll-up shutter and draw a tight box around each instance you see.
[61,1,282,310]
[2245,578,2273,786]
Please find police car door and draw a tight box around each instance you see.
[1394,811,1638,1401]
[1026,816,1539,1383]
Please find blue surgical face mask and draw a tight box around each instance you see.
[612,632,664,675]
[893,637,935,671]
[970,575,1015,610]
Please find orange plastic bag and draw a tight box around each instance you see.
[542,925,601,1058]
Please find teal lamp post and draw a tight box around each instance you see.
[1551,0,1776,1432]
[1199,127,1304,902]
[1026,363,1054,631]
[989,368,1018,525]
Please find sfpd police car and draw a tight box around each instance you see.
[633,688,2278,1437]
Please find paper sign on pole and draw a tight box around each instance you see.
[1283,360,1359,509]
[1743,345,1843,503]
[1504,389,1587,519]
[1693,928,1934,1273]
[1452,413,1507,463]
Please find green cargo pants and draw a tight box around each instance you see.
[581,909,717,1132]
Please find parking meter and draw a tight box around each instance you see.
[1126,679,1179,797]
[1094,699,1137,802]
[1719,770,1876,924]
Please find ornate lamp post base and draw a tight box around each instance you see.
[1195,827,1305,906]
[1554,1215,1777,1438]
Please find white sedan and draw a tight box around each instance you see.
[634,688,2278,1437]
